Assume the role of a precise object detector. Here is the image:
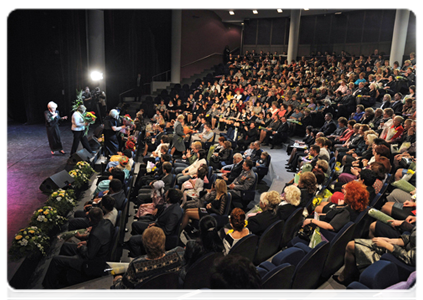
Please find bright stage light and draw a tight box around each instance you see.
[90,71,103,81]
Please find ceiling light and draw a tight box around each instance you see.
[277,9,283,13]
[304,8,310,11]
[335,12,342,15]
[253,10,258,14]
[229,11,235,15]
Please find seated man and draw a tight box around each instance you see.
[128,189,184,257]
[111,227,184,289]
[42,208,114,288]
[220,153,244,185]
[228,159,256,209]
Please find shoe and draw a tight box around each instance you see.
[332,275,352,287]
[285,165,292,169]
[51,151,54,155]
[270,145,275,149]
[286,168,297,173]
[60,150,66,155]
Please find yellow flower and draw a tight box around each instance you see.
[43,211,49,215]
[28,230,35,234]
[15,235,23,240]
[38,209,43,213]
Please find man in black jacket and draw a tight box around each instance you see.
[270,116,289,148]
[221,153,244,184]
[128,189,184,256]
[320,113,337,136]
[43,208,114,288]
[237,122,259,151]
[337,89,356,118]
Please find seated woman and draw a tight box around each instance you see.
[180,166,208,208]
[312,181,369,234]
[179,215,224,284]
[333,222,415,286]
[180,179,228,231]
[277,185,302,221]
[297,171,318,207]
[222,208,251,255]
[252,151,270,174]
[209,141,232,170]
[176,149,207,185]
[111,227,184,289]
[247,190,281,236]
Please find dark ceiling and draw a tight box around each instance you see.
[212,9,355,24]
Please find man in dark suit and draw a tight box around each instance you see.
[248,141,263,163]
[237,122,258,151]
[390,93,404,115]
[337,89,356,118]
[221,153,244,185]
[270,116,289,148]
[229,159,256,209]
[128,189,184,257]
[320,113,337,136]
[43,208,114,288]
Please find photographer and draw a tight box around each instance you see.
[92,87,107,122]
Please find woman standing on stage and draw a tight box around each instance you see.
[70,105,94,156]
[45,101,67,155]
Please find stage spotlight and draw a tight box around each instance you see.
[253,10,258,14]
[229,11,235,15]
[90,71,103,81]
[277,9,283,13]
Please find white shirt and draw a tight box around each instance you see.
[71,111,85,131]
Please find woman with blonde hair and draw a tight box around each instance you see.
[277,185,301,221]
[247,190,281,236]
[180,179,228,232]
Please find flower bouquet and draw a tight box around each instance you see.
[75,161,95,177]
[69,168,90,189]
[45,189,77,216]
[72,89,84,112]
[84,111,97,136]
[29,206,66,233]
[97,134,105,146]
[8,226,50,261]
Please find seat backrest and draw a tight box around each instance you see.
[280,207,304,248]
[228,234,259,263]
[320,222,356,279]
[134,271,180,289]
[353,206,371,238]
[223,192,232,215]
[359,260,399,289]
[225,149,234,164]
[291,241,330,289]
[261,263,295,289]
[170,174,177,188]
[253,220,285,265]
[183,252,223,289]
[107,226,120,262]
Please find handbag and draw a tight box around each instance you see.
[297,222,317,242]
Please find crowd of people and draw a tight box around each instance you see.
[42,48,416,289]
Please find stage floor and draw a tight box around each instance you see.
[7,122,96,257]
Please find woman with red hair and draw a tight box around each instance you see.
[305,181,369,233]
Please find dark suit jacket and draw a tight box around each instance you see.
[227,160,244,184]
[79,219,114,261]
[250,148,263,163]
[391,101,403,115]
[321,120,337,136]
[244,127,259,143]
[110,190,126,211]
[160,173,174,190]
[247,210,280,236]
[156,203,183,236]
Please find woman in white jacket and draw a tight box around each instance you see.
[70,105,94,156]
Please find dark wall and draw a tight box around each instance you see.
[8,10,87,124]
[181,10,241,79]
[243,10,416,57]
[104,10,171,108]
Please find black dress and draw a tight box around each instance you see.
[45,110,63,151]
[103,116,119,155]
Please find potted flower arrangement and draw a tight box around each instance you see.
[29,206,66,234]
[45,189,77,216]
[8,226,50,261]
[75,160,95,177]
[69,168,90,189]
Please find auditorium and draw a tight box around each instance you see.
[7,8,417,295]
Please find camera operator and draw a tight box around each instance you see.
[92,87,107,122]
[82,86,92,110]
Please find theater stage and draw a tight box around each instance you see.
[5,120,94,285]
